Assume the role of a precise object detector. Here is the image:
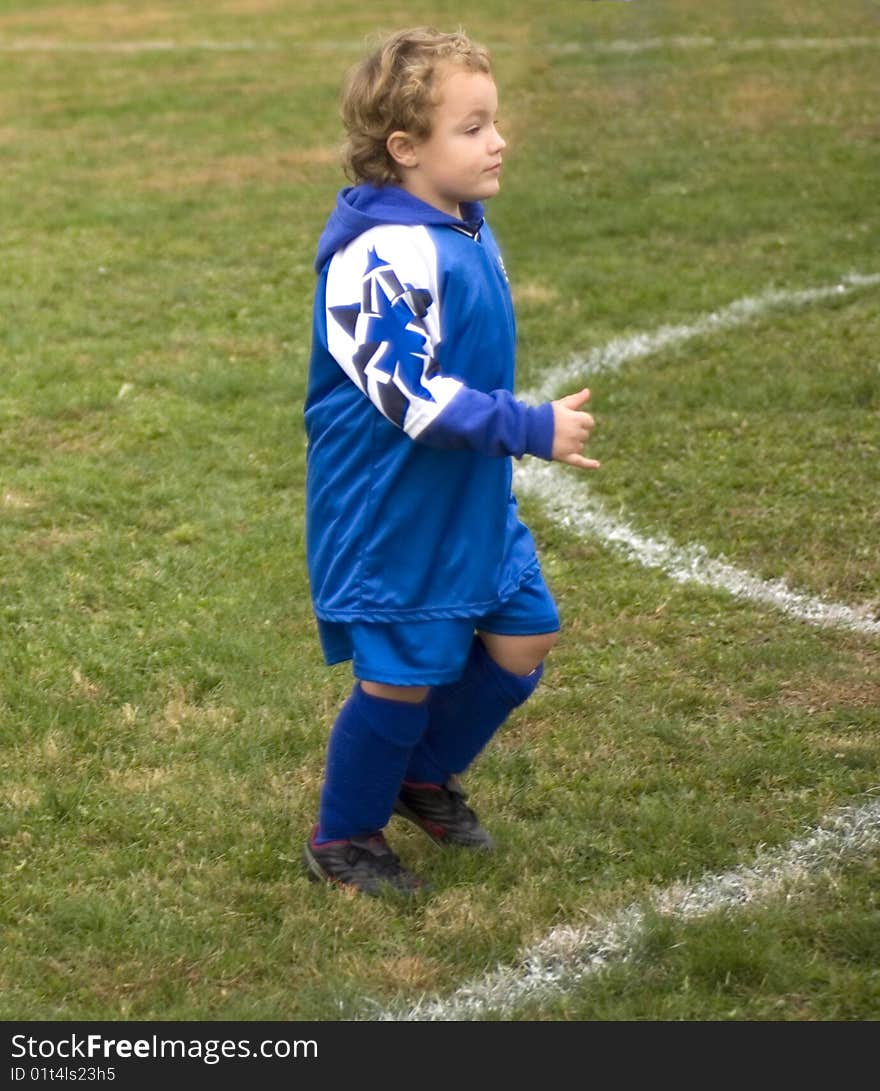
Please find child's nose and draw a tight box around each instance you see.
[491,127,507,151]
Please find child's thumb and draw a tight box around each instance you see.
[559,387,591,410]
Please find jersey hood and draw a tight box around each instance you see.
[314,184,484,272]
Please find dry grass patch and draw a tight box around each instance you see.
[786,678,880,715]
[106,765,178,794]
[1,783,41,810]
[0,3,178,38]
[38,730,65,764]
[812,732,880,758]
[70,667,104,702]
[274,761,323,805]
[54,951,216,1018]
[215,0,285,15]
[716,675,876,722]
[3,488,38,510]
[513,280,560,306]
[347,953,454,999]
[570,79,647,114]
[421,886,508,942]
[160,693,237,736]
[21,526,95,554]
[722,76,799,131]
[134,147,340,191]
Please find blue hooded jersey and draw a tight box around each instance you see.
[305,185,555,623]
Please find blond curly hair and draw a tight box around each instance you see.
[341,27,492,186]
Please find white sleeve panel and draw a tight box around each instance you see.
[324,224,463,438]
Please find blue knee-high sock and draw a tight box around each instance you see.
[315,685,429,843]
[404,637,543,785]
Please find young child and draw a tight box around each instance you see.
[302,27,599,896]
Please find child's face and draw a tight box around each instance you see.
[403,64,506,218]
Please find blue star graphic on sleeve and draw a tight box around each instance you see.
[330,249,438,427]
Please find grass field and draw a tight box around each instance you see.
[1,0,879,1021]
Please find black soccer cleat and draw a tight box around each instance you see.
[393,776,495,851]
[302,828,427,897]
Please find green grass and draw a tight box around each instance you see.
[588,297,880,601]
[512,854,880,1021]
[1,0,879,1021]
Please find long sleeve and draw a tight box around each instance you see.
[324,223,554,461]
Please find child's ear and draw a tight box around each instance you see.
[386,130,419,169]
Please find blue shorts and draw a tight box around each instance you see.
[316,563,560,686]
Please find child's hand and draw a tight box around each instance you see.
[550,387,600,470]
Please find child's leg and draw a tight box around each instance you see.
[316,682,429,842]
[403,630,556,785]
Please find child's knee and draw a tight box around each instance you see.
[470,634,551,709]
[532,629,559,662]
[477,630,558,677]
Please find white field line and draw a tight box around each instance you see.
[515,273,880,636]
[9,20,877,1028]
[376,799,880,1020]
[0,39,280,52]
[546,35,880,55]
[2,36,879,54]
[524,272,880,402]
[515,461,880,635]
[374,276,880,1020]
